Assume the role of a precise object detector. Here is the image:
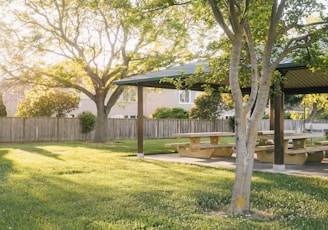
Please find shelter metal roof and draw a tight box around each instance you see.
[114,60,328,94]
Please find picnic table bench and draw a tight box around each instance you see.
[314,140,328,146]
[165,132,235,158]
[256,132,327,165]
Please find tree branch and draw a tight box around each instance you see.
[243,24,259,113]
[209,0,235,41]
[142,1,192,13]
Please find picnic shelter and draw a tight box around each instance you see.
[114,59,328,171]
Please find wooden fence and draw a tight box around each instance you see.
[0,117,311,143]
[0,117,92,143]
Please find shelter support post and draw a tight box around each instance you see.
[273,82,285,172]
[137,84,144,158]
[269,97,274,130]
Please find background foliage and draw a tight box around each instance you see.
[78,111,97,134]
[0,94,7,117]
[16,88,80,117]
[190,91,229,120]
[152,107,189,119]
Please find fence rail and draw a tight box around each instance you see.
[0,117,312,143]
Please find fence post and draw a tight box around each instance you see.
[57,117,60,142]
[22,117,26,143]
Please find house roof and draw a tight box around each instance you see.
[114,60,328,94]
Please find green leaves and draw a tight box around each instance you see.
[189,91,228,120]
[151,107,189,119]
[0,94,7,117]
[16,88,80,117]
[78,111,96,133]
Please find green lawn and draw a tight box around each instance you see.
[0,140,327,229]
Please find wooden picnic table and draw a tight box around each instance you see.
[256,132,326,165]
[257,130,295,145]
[257,130,296,135]
[166,132,235,158]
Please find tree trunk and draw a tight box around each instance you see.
[229,140,255,215]
[94,102,108,143]
[305,102,324,124]
[227,37,255,215]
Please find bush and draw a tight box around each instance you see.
[152,107,189,119]
[0,94,7,117]
[189,91,228,120]
[78,111,97,134]
[228,116,235,132]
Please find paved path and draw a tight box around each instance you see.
[145,153,328,178]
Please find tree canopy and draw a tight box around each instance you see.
[0,0,199,142]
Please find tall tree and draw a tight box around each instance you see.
[204,0,328,215]
[0,0,195,142]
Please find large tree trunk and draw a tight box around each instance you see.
[94,102,108,143]
[93,86,124,143]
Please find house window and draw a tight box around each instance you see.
[119,88,137,102]
[179,90,196,104]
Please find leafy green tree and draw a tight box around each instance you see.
[0,0,196,142]
[203,0,328,215]
[152,107,189,119]
[16,88,79,117]
[190,91,228,120]
[302,93,328,122]
[0,94,7,117]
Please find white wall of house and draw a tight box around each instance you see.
[105,88,201,118]
[69,88,201,118]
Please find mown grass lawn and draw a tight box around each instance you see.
[0,140,327,229]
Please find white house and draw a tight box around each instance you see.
[72,88,201,118]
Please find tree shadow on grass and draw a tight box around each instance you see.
[21,146,64,160]
[0,149,14,182]
[78,140,177,155]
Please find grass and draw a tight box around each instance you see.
[0,139,327,229]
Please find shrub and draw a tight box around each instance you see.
[228,116,235,132]
[189,91,228,120]
[78,111,96,134]
[0,94,7,117]
[152,107,189,119]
